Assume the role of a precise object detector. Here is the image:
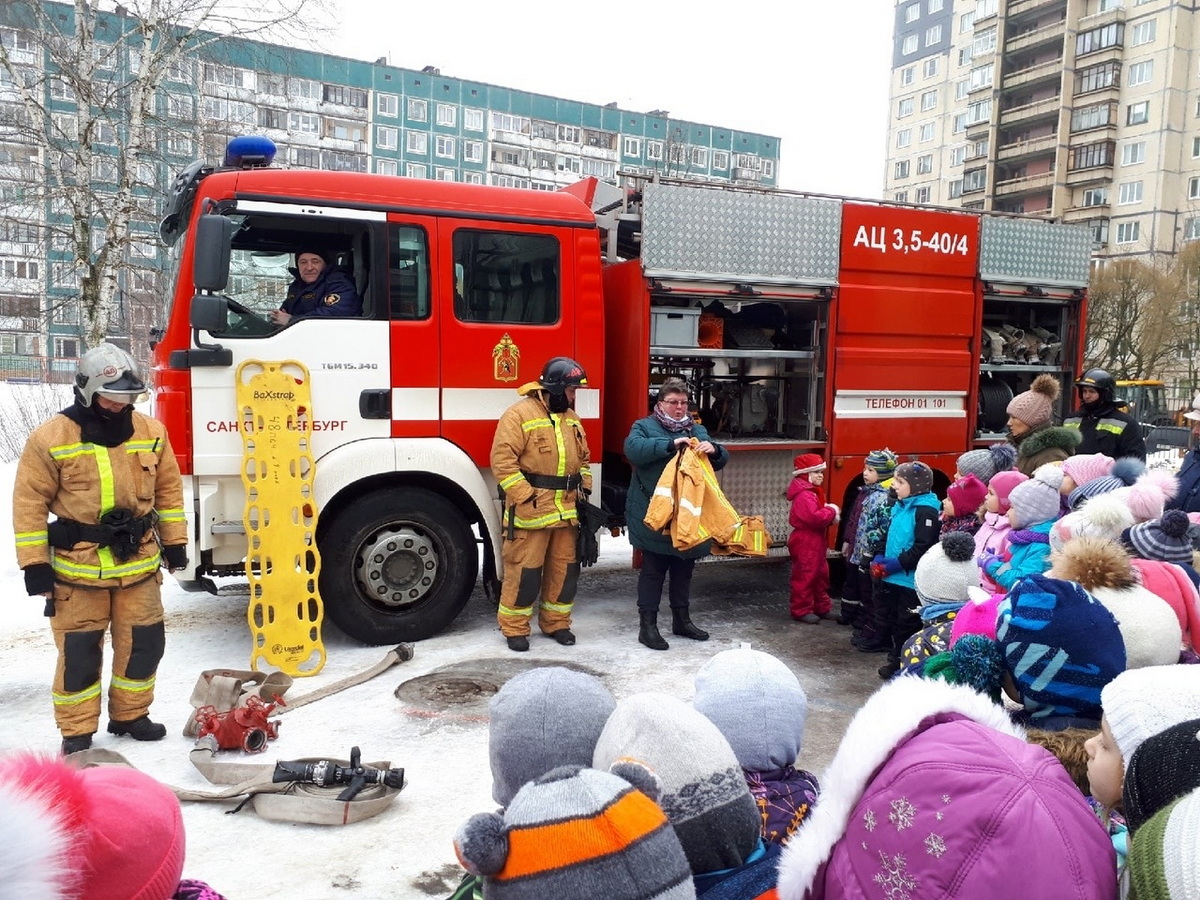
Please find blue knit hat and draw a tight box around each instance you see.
[1068,457,1146,510]
[995,574,1127,722]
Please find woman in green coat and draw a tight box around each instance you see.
[624,377,729,650]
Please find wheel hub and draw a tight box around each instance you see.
[355,525,439,609]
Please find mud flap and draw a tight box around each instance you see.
[237,359,325,676]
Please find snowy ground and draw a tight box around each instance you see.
[0,453,882,899]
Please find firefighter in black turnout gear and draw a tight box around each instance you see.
[1064,369,1146,460]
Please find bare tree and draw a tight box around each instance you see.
[1085,256,1184,380]
[0,0,326,352]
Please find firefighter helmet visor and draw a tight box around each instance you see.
[74,344,147,408]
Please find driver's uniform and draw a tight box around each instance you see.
[281,268,361,319]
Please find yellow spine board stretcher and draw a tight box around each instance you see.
[236,360,325,676]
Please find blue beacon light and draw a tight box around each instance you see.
[224,135,277,168]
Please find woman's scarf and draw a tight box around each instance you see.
[653,402,693,434]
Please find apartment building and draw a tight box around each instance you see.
[0,3,780,380]
[885,0,1200,259]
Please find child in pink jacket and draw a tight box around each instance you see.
[788,453,839,623]
[975,469,1028,593]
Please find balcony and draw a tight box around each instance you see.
[1003,58,1065,90]
[1063,202,1110,221]
[996,133,1059,161]
[1065,163,1113,186]
[1005,20,1067,54]
[1006,0,1067,21]
[994,171,1056,196]
[999,96,1063,127]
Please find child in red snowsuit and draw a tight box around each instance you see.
[788,453,840,623]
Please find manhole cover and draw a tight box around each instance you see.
[394,657,603,715]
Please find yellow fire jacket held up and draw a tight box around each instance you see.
[491,382,592,530]
[644,442,771,556]
[13,411,187,586]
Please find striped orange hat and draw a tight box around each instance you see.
[453,763,695,899]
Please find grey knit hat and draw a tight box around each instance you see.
[914,532,980,606]
[693,648,808,772]
[593,693,761,876]
[1007,464,1063,529]
[894,461,934,496]
[1125,510,1195,565]
[489,666,616,806]
[956,443,1017,483]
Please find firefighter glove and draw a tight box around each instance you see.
[162,544,189,570]
[23,563,54,597]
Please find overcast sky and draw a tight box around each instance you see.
[327,2,896,198]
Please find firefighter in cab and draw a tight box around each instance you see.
[491,357,592,652]
[268,245,361,326]
[1065,369,1147,461]
[12,345,188,754]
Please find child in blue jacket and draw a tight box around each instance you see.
[868,461,941,679]
[981,463,1062,591]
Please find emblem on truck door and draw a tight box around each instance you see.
[492,333,520,382]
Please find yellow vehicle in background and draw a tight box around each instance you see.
[1115,379,1175,427]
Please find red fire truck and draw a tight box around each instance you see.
[153,142,1092,644]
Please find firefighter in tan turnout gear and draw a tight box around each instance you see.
[491,357,592,652]
[13,344,188,754]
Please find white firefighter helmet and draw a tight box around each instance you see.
[74,344,146,408]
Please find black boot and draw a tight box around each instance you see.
[107,715,166,742]
[638,611,669,650]
[61,734,93,755]
[672,606,709,641]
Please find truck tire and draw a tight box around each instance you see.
[319,487,477,644]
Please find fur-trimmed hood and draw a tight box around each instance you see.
[1013,424,1081,457]
[776,677,1025,898]
[776,677,1117,900]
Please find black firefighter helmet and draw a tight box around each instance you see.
[538,357,588,395]
[1074,368,1115,406]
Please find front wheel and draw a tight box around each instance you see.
[319,487,478,644]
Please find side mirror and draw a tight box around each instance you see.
[190,294,228,333]
[193,214,234,291]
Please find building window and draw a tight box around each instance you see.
[324,118,366,142]
[435,135,455,159]
[1076,61,1121,95]
[1193,136,1200,158]
[407,98,427,122]
[921,90,938,111]
[962,167,987,193]
[897,128,912,148]
[436,167,456,181]
[713,150,729,170]
[53,337,79,359]
[464,108,484,131]
[436,103,456,127]
[905,3,920,23]
[920,122,935,142]
[1131,20,1156,46]
[1121,140,1146,165]
[323,85,367,107]
[959,47,972,67]
[972,27,997,57]
[895,160,911,179]
[1186,218,1200,241]
[915,186,931,203]
[1069,140,1115,170]
[894,191,909,202]
[377,93,398,117]
[1117,181,1143,204]
[407,132,428,154]
[492,113,530,134]
[925,24,943,45]
[377,126,398,150]
[949,178,964,198]
[376,159,397,176]
[623,137,641,157]
[646,140,663,161]
[1126,100,1150,125]
[291,147,319,168]
[928,0,944,12]
[762,159,775,178]
[917,154,933,174]
[1077,23,1124,56]
[288,111,319,134]
[1082,187,1109,206]
[923,57,939,78]
[966,98,992,125]
[960,10,976,32]
[1127,60,1154,87]
[691,147,708,167]
[1190,177,1200,199]
[463,140,483,163]
[952,113,968,133]
[1116,221,1140,244]
[950,145,966,166]
[898,98,914,118]
[1071,102,1116,131]
[955,80,969,100]
[406,163,427,179]
[288,78,320,100]
[903,34,919,55]
[969,63,995,91]
[900,66,915,86]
